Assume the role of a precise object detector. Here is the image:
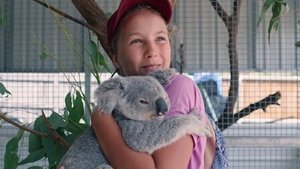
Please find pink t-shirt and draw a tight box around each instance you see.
[164,74,207,169]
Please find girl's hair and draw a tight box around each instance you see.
[110,4,177,54]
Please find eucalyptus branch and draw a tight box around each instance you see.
[0,110,71,148]
[0,111,47,137]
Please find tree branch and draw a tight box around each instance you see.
[32,0,100,36]
[217,91,282,131]
[210,0,242,126]
[0,110,70,148]
[209,0,229,26]
[0,111,47,137]
[71,0,112,61]
[232,0,242,20]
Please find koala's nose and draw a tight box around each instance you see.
[155,97,168,116]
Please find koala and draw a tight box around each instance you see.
[58,69,212,169]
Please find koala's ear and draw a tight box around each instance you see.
[94,77,128,114]
[101,77,127,91]
[148,68,176,86]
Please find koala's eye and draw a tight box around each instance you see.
[140,99,149,104]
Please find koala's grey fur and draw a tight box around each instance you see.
[58,69,212,169]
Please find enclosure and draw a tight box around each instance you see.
[0,0,299,168]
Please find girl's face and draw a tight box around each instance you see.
[113,9,171,76]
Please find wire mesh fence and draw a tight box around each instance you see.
[0,0,299,168]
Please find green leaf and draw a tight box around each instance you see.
[257,0,274,26]
[38,121,58,166]
[0,82,12,97]
[98,51,111,72]
[39,51,48,60]
[65,91,84,123]
[88,40,110,72]
[271,1,282,19]
[4,129,24,169]
[65,92,72,114]
[267,17,279,43]
[32,116,45,132]
[18,148,46,165]
[29,117,57,165]
[48,111,66,129]
[32,115,67,167]
[88,40,99,63]
[267,1,282,42]
[295,41,300,47]
[41,136,66,168]
[65,120,89,134]
[28,133,43,153]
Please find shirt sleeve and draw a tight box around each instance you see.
[164,75,205,118]
[164,75,207,168]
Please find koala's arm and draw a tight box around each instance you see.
[91,112,157,169]
[92,112,198,169]
[119,109,211,154]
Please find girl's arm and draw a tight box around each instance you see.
[91,110,194,169]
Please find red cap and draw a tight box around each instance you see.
[107,0,172,45]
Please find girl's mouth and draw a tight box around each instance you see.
[142,64,161,72]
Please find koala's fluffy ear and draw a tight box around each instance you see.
[148,68,176,86]
[94,77,128,114]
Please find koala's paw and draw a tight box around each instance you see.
[165,110,213,138]
[158,112,211,139]
[184,112,213,138]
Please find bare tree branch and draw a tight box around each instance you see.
[32,0,113,62]
[71,0,112,61]
[208,0,281,131]
[232,0,242,20]
[209,0,229,25]
[33,0,99,35]
[217,91,282,131]
[210,0,241,119]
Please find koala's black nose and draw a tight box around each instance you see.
[155,97,168,116]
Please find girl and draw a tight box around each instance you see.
[90,0,222,169]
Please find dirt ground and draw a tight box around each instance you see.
[222,79,299,122]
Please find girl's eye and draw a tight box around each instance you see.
[156,36,166,41]
[140,99,149,104]
[130,39,143,45]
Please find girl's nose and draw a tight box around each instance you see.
[144,42,158,58]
